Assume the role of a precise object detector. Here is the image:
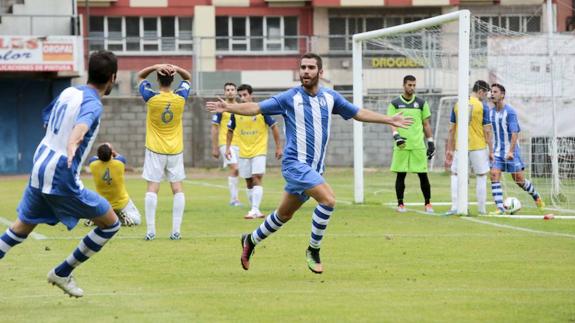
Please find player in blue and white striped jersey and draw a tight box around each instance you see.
[488,83,544,214]
[207,53,413,274]
[0,50,121,297]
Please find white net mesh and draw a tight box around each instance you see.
[359,17,575,213]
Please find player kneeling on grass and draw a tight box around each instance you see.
[0,50,120,298]
[87,143,142,226]
[488,83,545,215]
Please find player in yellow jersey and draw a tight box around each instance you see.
[225,84,282,219]
[211,82,242,206]
[88,143,141,226]
[445,80,493,215]
[137,63,191,241]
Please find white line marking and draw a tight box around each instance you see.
[461,217,575,239]
[383,201,493,206]
[184,179,353,205]
[2,287,575,300]
[479,214,575,220]
[0,217,47,240]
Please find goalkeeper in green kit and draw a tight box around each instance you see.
[387,75,435,213]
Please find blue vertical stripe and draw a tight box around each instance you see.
[302,94,315,166]
[37,150,56,190]
[316,93,330,173]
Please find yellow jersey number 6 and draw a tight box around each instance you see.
[162,103,174,124]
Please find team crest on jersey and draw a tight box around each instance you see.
[319,97,327,107]
[414,102,419,108]
[252,116,257,121]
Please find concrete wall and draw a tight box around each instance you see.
[90,94,444,170]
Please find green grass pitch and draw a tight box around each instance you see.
[1,169,574,322]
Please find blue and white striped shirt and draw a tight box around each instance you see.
[32,85,102,195]
[259,86,359,174]
[489,104,521,158]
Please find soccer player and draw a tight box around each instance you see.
[387,75,435,213]
[0,50,120,297]
[206,53,412,274]
[488,83,544,214]
[211,82,242,206]
[137,63,191,240]
[225,84,283,219]
[445,80,493,215]
[87,143,142,226]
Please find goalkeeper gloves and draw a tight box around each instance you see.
[426,138,435,160]
[393,132,407,149]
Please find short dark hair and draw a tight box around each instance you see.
[472,80,489,93]
[237,84,253,94]
[158,73,174,87]
[300,52,323,70]
[224,82,237,89]
[97,144,113,162]
[87,50,117,85]
[403,75,416,84]
[491,83,506,95]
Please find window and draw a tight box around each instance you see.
[88,16,193,54]
[328,16,428,52]
[216,16,299,53]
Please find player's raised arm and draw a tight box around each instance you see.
[136,64,162,83]
[206,98,261,116]
[172,64,191,82]
[353,109,413,128]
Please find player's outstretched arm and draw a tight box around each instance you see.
[206,98,261,116]
[353,109,413,129]
[66,124,90,168]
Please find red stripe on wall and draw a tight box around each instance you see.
[116,56,193,70]
[311,0,341,7]
[217,56,299,70]
[79,7,195,16]
[385,0,412,7]
[215,7,307,15]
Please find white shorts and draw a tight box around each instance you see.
[451,148,490,175]
[239,155,267,179]
[142,149,185,183]
[220,145,239,167]
[116,199,142,225]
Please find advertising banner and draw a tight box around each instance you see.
[0,36,83,73]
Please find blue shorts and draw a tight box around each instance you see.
[282,162,325,202]
[17,186,111,231]
[491,155,525,173]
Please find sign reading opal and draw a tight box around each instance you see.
[0,36,83,73]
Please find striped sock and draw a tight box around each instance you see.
[521,180,540,201]
[491,182,505,211]
[54,221,120,277]
[251,211,285,245]
[310,204,334,249]
[0,228,28,259]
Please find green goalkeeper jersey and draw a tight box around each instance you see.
[387,95,431,150]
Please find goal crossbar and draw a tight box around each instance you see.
[352,10,471,215]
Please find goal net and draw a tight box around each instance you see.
[352,11,575,215]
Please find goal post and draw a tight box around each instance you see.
[352,10,471,214]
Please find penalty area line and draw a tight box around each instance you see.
[461,217,575,239]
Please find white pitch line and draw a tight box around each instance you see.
[184,179,353,205]
[461,217,575,239]
[383,201,494,206]
[479,214,575,220]
[0,217,47,240]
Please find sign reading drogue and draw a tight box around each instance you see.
[370,57,424,68]
[0,36,82,72]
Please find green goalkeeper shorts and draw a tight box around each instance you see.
[390,149,428,173]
